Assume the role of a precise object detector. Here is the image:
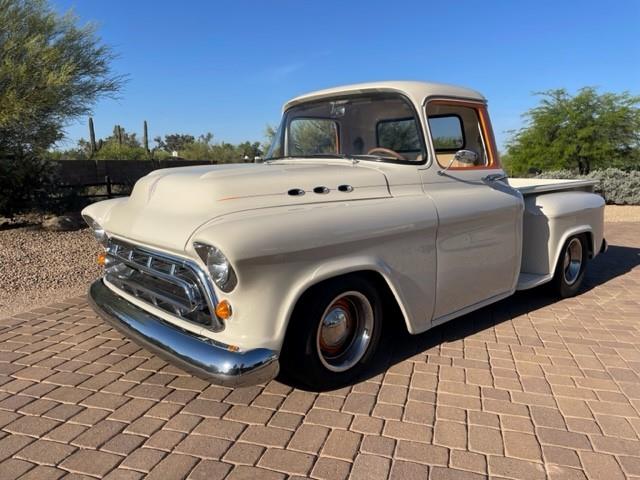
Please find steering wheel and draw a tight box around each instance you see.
[366,147,405,160]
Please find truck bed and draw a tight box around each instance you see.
[508,178,598,195]
[511,177,605,291]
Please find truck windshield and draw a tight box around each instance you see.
[265,93,426,163]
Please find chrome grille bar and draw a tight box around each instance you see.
[108,246,202,309]
[104,239,222,331]
[108,270,198,315]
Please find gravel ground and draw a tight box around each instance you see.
[604,205,640,222]
[0,227,102,318]
[0,205,638,319]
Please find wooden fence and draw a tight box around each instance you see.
[53,159,218,199]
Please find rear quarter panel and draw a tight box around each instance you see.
[521,191,605,276]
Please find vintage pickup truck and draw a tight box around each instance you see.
[84,81,606,389]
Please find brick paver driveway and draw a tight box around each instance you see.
[0,222,638,480]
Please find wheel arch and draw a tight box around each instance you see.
[552,226,594,273]
[281,266,410,346]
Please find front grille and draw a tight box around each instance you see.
[104,239,222,330]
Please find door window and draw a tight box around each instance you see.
[427,115,464,151]
[426,102,498,169]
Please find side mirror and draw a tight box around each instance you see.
[438,149,478,175]
[453,149,478,165]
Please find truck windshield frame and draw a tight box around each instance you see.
[266,92,428,166]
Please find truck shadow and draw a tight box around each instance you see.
[368,244,640,384]
[282,244,640,391]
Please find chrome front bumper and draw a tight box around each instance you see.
[88,280,279,387]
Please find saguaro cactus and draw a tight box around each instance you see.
[143,120,150,156]
[117,125,123,145]
[88,117,97,156]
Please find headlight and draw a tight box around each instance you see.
[193,243,237,292]
[82,215,108,247]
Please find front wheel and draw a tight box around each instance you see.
[281,275,383,390]
[552,234,588,298]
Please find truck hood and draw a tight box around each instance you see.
[102,160,390,253]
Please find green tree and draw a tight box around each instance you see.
[0,0,124,157]
[154,133,196,154]
[179,134,215,160]
[104,125,141,148]
[505,88,640,175]
[262,124,278,156]
[91,125,145,160]
[237,141,262,160]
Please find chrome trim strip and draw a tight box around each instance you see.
[88,280,279,387]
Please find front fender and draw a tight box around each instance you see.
[81,197,127,227]
[280,255,415,338]
[189,196,438,351]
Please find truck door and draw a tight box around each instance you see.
[421,100,523,321]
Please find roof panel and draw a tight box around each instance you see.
[283,81,486,111]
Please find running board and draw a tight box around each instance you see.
[517,272,552,290]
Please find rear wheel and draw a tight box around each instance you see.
[281,275,383,390]
[552,234,588,298]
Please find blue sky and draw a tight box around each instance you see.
[52,0,640,152]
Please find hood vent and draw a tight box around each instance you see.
[289,185,354,196]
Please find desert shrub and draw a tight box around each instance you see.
[535,169,578,180]
[588,169,640,205]
[93,142,148,161]
[0,155,58,217]
[535,168,640,205]
[0,155,92,217]
[152,149,171,160]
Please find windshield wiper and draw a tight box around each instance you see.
[266,153,397,162]
[265,154,350,161]
[349,154,397,162]
[297,153,354,159]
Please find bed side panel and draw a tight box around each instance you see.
[521,191,605,276]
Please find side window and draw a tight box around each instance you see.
[427,115,464,151]
[288,118,338,155]
[426,103,495,169]
[376,118,421,152]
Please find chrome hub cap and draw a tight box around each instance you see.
[320,306,351,351]
[316,291,374,372]
[563,238,583,285]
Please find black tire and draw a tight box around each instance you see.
[552,234,588,298]
[280,275,383,390]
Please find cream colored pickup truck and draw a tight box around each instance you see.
[83,81,606,389]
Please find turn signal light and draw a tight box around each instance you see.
[215,300,233,320]
[97,252,107,266]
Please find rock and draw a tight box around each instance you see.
[42,214,84,232]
